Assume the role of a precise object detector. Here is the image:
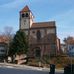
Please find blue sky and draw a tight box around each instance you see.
[0,0,74,43]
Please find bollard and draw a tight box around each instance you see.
[64,65,70,74]
[50,64,55,74]
[64,64,74,74]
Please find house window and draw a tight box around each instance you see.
[32,31,35,33]
[36,30,41,41]
[48,35,50,41]
[0,50,5,52]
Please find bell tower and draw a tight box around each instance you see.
[20,5,34,30]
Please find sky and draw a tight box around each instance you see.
[0,0,74,43]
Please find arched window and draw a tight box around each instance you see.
[22,14,25,18]
[25,13,29,17]
[36,30,41,41]
[21,13,29,18]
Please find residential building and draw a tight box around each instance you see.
[0,43,7,56]
[67,38,74,56]
[0,36,8,61]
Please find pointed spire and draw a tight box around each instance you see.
[20,5,30,13]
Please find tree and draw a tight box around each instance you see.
[8,30,29,56]
[0,26,14,58]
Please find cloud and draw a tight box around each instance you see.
[0,0,26,9]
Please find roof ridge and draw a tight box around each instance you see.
[33,21,55,24]
[20,5,30,13]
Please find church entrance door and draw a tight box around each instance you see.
[35,47,41,58]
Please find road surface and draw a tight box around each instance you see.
[0,63,64,74]
[0,67,49,74]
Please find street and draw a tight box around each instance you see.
[0,64,64,74]
[0,67,64,74]
[0,67,49,74]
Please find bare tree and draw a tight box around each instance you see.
[3,26,14,42]
[1,26,14,56]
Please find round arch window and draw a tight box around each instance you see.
[36,30,41,41]
[25,13,29,17]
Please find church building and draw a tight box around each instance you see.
[19,5,57,58]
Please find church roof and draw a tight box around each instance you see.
[20,5,30,13]
[31,21,56,28]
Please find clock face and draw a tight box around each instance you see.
[24,20,26,25]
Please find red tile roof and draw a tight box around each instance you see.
[20,5,30,13]
[0,36,8,43]
[31,21,56,28]
[67,39,74,44]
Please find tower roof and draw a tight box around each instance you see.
[20,5,30,13]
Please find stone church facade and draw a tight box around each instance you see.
[19,5,57,58]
